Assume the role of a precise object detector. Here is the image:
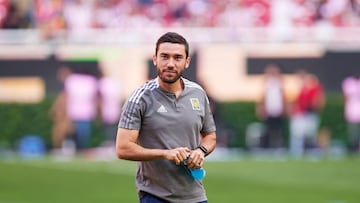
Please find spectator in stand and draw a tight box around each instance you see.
[289,70,326,158]
[93,0,115,28]
[290,0,317,27]
[64,67,98,152]
[0,0,9,28]
[315,0,350,26]
[63,0,93,42]
[256,63,288,150]
[5,0,360,33]
[34,0,65,40]
[2,1,21,29]
[342,72,360,153]
[2,1,33,29]
[216,1,252,28]
[244,0,271,27]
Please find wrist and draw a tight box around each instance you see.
[197,145,208,157]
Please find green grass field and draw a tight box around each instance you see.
[1,156,360,203]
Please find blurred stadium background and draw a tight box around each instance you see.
[1,0,360,202]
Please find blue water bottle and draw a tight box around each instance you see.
[181,159,206,180]
[189,167,206,180]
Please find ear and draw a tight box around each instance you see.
[152,54,157,66]
[185,57,191,68]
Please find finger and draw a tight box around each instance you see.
[175,157,181,165]
[176,153,184,163]
[198,160,203,168]
[198,156,204,165]
[187,162,195,169]
[187,152,199,163]
[188,158,199,169]
[191,156,204,169]
[181,151,188,161]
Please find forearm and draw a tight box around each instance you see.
[115,128,164,161]
[200,131,216,155]
[116,140,166,161]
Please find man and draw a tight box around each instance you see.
[116,32,217,203]
[50,66,73,151]
[342,73,360,153]
[289,70,325,158]
[64,67,98,151]
[256,63,287,150]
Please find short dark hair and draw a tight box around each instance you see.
[155,32,189,58]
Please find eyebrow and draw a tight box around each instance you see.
[159,53,184,58]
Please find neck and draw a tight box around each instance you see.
[158,77,184,97]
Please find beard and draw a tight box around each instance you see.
[157,68,184,84]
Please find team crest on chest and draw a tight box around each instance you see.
[190,98,200,110]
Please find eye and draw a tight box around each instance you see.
[160,54,169,60]
[174,55,183,61]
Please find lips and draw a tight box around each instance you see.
[163,69,176,73]
[163,70,177,77]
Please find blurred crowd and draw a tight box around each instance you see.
[254,66,327,158]
[48,65,123,160]
[250,65,360,158]
[1,0,360,32]
[1,0,360,160]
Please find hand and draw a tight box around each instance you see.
[165,147,191,165]
[186,148,205,169]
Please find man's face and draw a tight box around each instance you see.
[153,42,190,84]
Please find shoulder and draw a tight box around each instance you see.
[183,78,205,93]
[128,79,159,103]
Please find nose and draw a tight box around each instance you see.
[167,58,175,68]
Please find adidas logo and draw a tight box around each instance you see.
[157,105,167,113]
